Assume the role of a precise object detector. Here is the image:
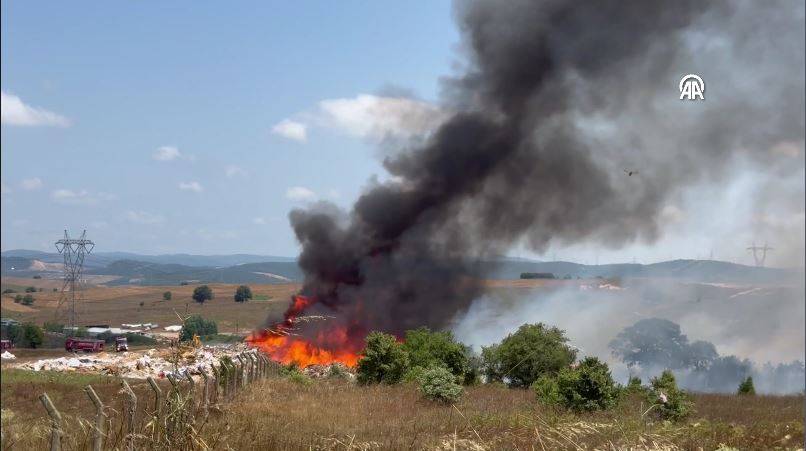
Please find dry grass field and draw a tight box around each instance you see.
[2,369,802,450]
[1,276,299,333]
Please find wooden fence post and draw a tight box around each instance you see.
[146,376,162,416]
[210,365,220,405]
[146,376,163,443]
[200,370,210,412]
[121,380,137,451]
[39,392,62,451]
[84,385,105,451]
[184,373,196,415]
[240,358,247,386]
[249,353,259,380]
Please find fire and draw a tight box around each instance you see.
[247,295,363,367]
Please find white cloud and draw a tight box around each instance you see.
[20,177,43,190]
[286,186,317,202]
[271,119,307,142]
[252,217,267,225]
[225,165,247,178]
[125,210,165,225]
[152,146,183,161]
[316,94,447,140]
[1,91,70,127]
[178,181,203,193]
[50,189,115,205]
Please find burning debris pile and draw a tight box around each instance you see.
[15,344,256,379]
[249,0,803,368]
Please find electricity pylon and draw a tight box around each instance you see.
[746,242,772,267]
[55,230,94,330]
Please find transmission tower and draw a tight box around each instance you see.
[746,242,772,267]
[55,230,94,331]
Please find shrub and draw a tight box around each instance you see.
[21,323,44,348]
[25,286,36,293]
[21,294,34,306]
[532,374,562,405]
[737,376,755,395]
[418,366,463,403]
[192,285,214,304]
[286,367,313,386]
[163,291,172,301]
[481,323,576,387]
[402,327,470,381]
[649,370,693,421]
[625,375,647,394]
[234,285,253,303]
[2,288,16,294]
[356,332,409,385]
[52,288,57,292]
[13,295,22,303]
[179,315,218,341]
[403,365,428,383]
[555,357,619,412]
[33,275,42,279]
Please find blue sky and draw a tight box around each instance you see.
[2,2,803,267]
[1,2,460,256]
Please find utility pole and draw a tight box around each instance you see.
[746,242,773,267]
[55,230,94,332]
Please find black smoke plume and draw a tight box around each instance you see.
[277,0,804,345]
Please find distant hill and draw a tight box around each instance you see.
[1,249,800,286]
[1,249,295,268]
[484,259,801,284]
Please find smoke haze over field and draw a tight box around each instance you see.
[278,0,804,349]
[452,279,805,393]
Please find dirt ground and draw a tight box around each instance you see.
[1,277,300,333]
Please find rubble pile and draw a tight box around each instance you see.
[15,344,259,379]
[1,351,15,360]
[302,362,356,380]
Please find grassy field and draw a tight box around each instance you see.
[1,368,802,450]
[0,276,562,336]
[1,277,299,333]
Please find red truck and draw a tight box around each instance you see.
[65,337,105,353]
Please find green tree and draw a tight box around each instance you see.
[649,370,693,421]
[21,294,34,306]
[13,294,22,303]
[555,357,619,411]
[163,291,172,301]
[25,286,37,293]
[234,285,253,303]
[737,376,755,395]
[22,323,44,348]
[192,285,214,304]
[179,315,218,341]
[418,365,463,403]
[356,332,409,385]
[481,323,577,387]
[2,288,16,294]
[401,327,469,380]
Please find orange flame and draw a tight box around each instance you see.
[247,295,362,367]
